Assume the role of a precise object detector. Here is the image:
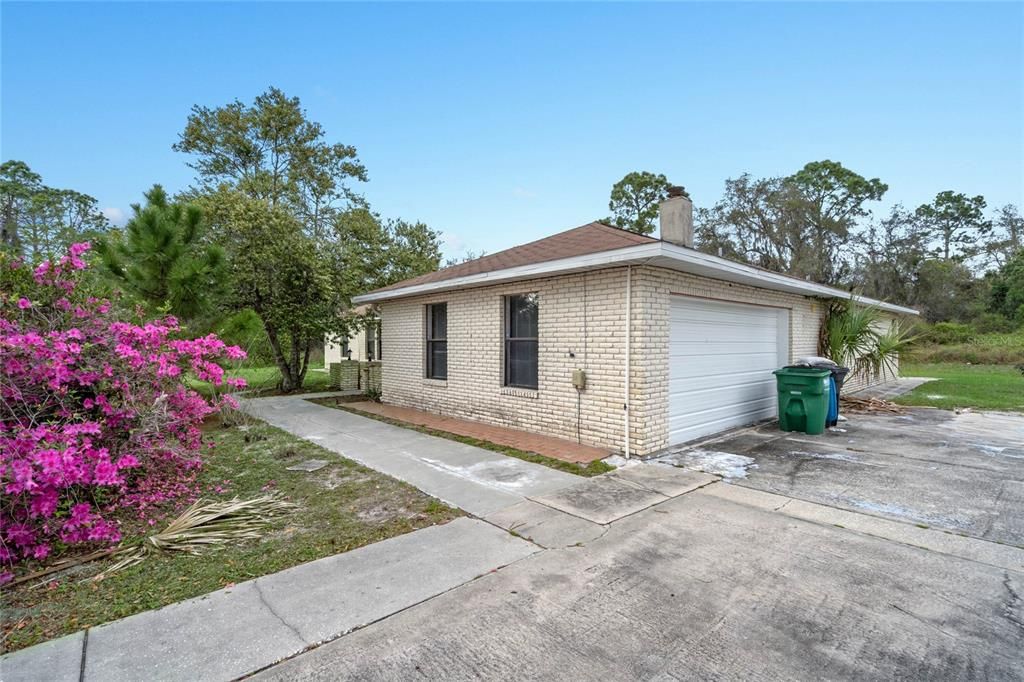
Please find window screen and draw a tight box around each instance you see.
[504,294,538,389]
[426,303,447,380]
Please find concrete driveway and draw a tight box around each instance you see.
[693,408,1024,547]
[256,408,1024,681]
[257,483,1023,681]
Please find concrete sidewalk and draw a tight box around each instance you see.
[240,393,582,516]
[253,484,1024,682]
[0,518,537,682]
[0,394,720,682]
[847,376,934,400]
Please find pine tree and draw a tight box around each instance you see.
[98,185,225,320]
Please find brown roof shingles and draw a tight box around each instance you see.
[370,222,656,294]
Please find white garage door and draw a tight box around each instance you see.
[668,296,789,445]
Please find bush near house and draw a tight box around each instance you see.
[0,244,245,579]
[905,328,1024,365]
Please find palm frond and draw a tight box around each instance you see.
[827,303,883,374]
[864,322,919,380]
[95,495,296,579]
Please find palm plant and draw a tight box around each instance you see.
[823,301,916,380]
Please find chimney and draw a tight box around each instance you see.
[659,185,693,248]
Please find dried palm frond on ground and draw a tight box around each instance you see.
[95,495,297,579]
[840,396,909,415]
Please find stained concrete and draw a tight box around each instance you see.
[485,500,606,548]
[847,376,935,400]
[529,476,671,524]
[608,464,716,497]
[240,394,580,516]
[704,483,1024,573]
[0,631,84,682]
[253,488,1024,681]
[697,408,1024,546]
[49,518,536,682]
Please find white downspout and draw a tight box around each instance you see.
[624,265,632,459]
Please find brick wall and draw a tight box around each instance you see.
[379,264,897,456]
[381,268,631,453]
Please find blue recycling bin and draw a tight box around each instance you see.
[826,376,839,426]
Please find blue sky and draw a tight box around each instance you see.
[3,2,1022,259]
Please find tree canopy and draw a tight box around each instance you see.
[97,185,226,320]
[606,171,672,235]
[915,190,990,262]
[693,160,886,285]
[176,87,442,390]
[174,86,368,240]
[0,160,109,262]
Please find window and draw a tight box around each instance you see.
[426,303,447,380]
[504,293,538,389]
[365,320,381,361]
[362,319,374,360]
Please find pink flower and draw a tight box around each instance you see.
[1,243,239,572]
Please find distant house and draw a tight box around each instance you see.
[351,190,917,457]
[324,304,382,365]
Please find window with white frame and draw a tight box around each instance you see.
[426,303,447,380]
[504,293,538,389]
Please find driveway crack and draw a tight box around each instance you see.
[889,603,957,639]
[253,580,306,643]
[1003,572,1024,631]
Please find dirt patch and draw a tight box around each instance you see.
[316,468,376,490]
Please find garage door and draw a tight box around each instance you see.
[668,296,789,445]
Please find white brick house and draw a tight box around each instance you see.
[353,192,917,457]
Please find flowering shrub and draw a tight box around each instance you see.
[0,244,246,579]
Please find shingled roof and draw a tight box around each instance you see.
[370,222,656,294]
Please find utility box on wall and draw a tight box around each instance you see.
[572,368,587,390]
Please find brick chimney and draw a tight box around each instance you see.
[659,186,693,248]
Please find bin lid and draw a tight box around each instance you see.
[792,356,839,368]
[773,367,831,377]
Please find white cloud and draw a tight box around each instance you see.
[102,207,126,226]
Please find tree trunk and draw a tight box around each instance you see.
[296,339,313,388]
[263,319,299,392]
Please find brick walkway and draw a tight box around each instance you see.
[344,401,612,464]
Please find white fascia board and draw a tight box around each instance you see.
[654,243,920,316]
[353,241,919,316]
[352,242,663,303]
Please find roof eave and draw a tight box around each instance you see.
[352,242,919,316]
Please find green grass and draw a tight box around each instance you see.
[896,362,1024,412]
[312,398,615,477]
[188,365,335,399]
[1,419,461,653]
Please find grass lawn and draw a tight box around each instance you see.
[896,362,1024,412]
[311,397,614,477]
[1,417,461,653]
[188,365,335,399]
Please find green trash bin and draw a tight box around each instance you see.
[772,367,831,435]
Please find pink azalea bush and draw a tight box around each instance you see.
[0,243,246,579]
